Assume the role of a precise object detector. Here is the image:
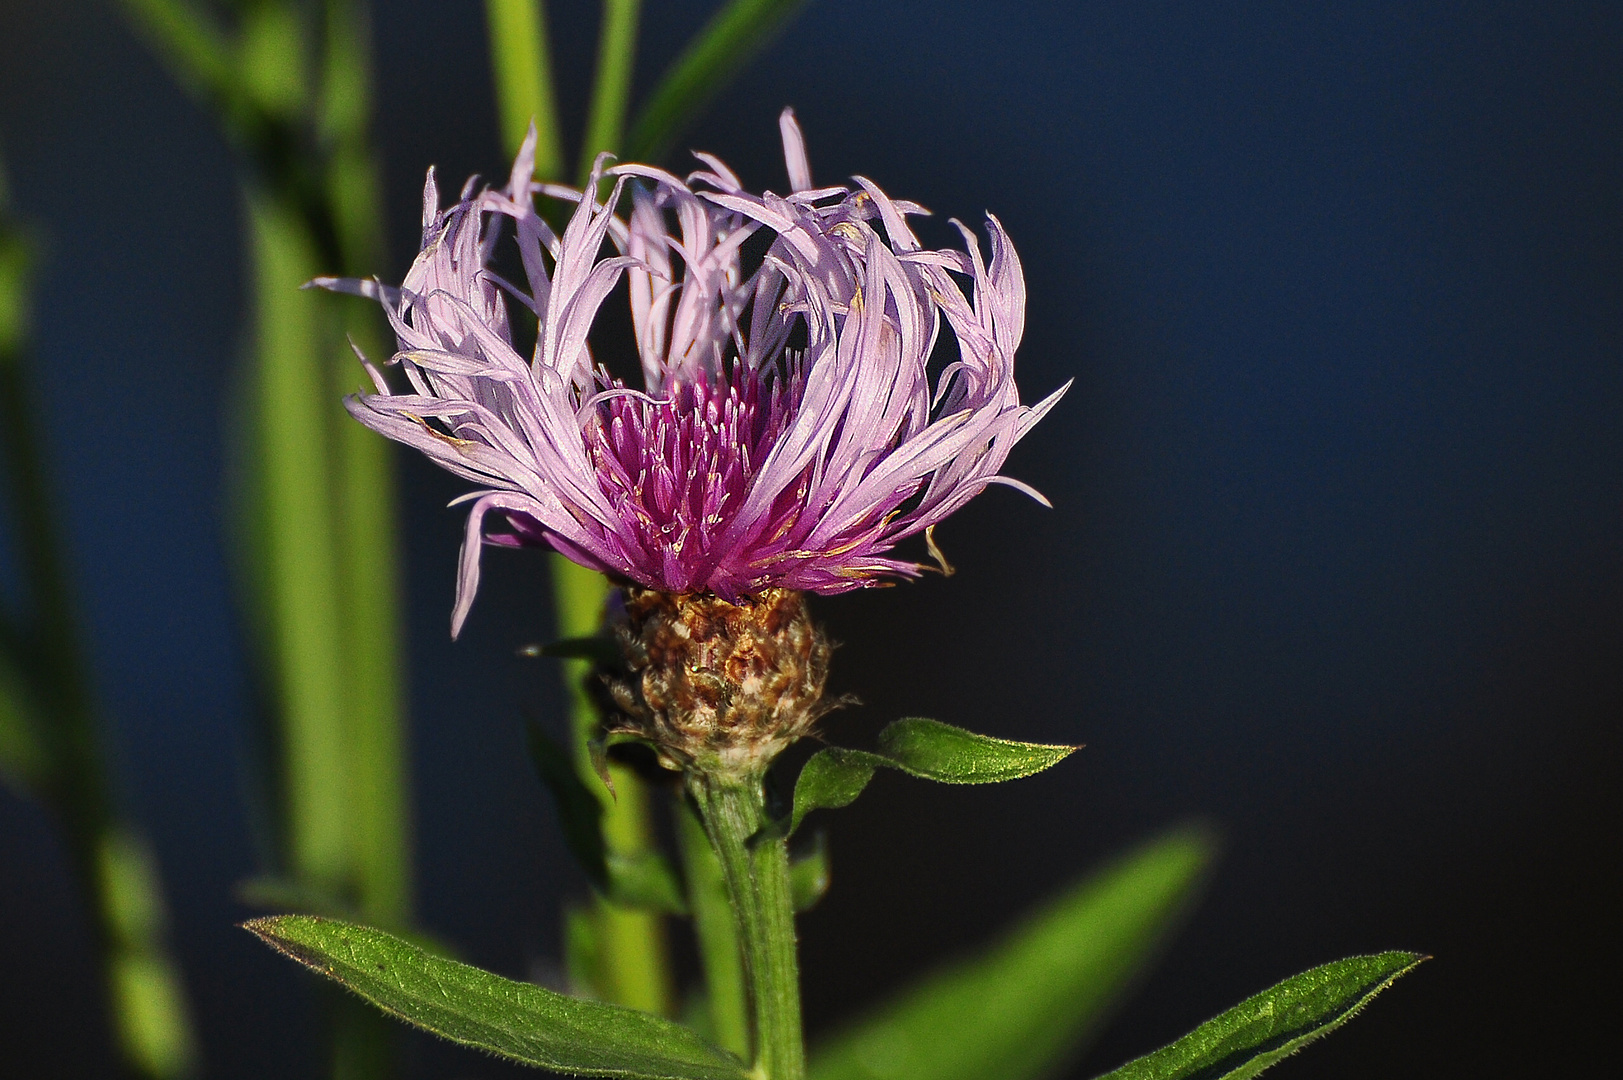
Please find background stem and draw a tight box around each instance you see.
[552,556,675,1014]
[485,0,566,171]
[579,0,642,184]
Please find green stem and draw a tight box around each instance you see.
[485,0,566,174]
[691,775,803,1080]
[578,0,642,184]
[323,0,412,933]
[677,796,749,1059]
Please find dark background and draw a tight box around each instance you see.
[2,0,1620,1076]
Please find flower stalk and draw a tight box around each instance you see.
[690,773,804,1080]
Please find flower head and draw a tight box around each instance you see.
[319,110,1068,635]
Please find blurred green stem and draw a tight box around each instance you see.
[579,0,642,184]
[116,3,413,1077]
[0,156,198,1079]
[486,0,565,171]
[322,0,412,932]
[484,0,673,1016]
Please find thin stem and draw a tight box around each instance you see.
[692,775,804,1080]
[485,0,566,176]
[677,796,749,1059]
[578,0,641,185]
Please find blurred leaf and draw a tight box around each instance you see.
[789,831,830,912]
[625,0,810,164]
[530,720,610,885]
[115,0,236,105]
[1090,951,1426,1080]
[524,635,622,668]
[607,851,689,915]
[808,827,1216,1080]
[110,951,196,1078]
[246,916,746,1079]
[0,646,46,793]
[791,718,1078,833]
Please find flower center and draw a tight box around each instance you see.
[585,363,802,591]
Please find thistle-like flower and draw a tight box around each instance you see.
[318,112,1065,771]
[320,110,1066,632]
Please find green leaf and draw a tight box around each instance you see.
[790,719,1078,833]
[1092,951,1427,1080]
[877,718,1079,783]
[625,0,810,164]
[808,827,1216,1080]
[245,916,748,1080]
[790,748,880,834]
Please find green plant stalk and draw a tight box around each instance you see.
[486,0,565,172]
[578,0,642,185]
[322,0,412,933]
[0,179,197,1079]
[248,191,354,893]
[677,797,750,1059]
[691,775,804,1080]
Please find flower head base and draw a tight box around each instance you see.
[319,111,1068,635]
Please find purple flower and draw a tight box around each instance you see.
[317,110,1068,636]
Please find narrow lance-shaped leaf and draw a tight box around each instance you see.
[245,916,749,1080]
[625,0,810,164]
[808,827,1214,1080]
[529,720,610,886]
[791,718,1078,834]
[1092,951,1427,1080]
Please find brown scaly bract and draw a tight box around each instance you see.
[608,588,836,777]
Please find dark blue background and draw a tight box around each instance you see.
[2,1,1619,1076]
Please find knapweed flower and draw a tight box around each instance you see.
[318,110,1067,638]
